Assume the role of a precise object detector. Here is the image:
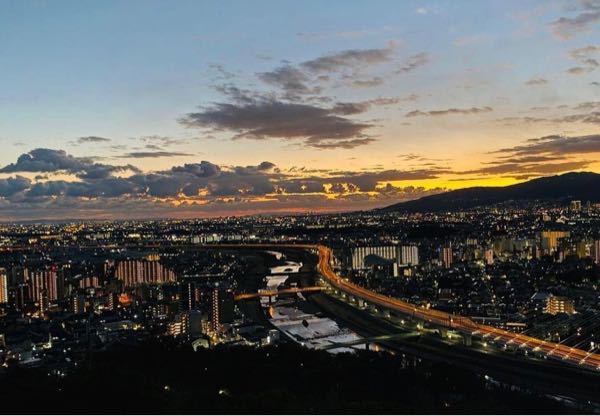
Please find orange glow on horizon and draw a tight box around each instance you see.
[387,176,524,191]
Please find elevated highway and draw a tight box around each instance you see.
[9,241,598,371]
[314,244,600,371]
[101,241,600,371]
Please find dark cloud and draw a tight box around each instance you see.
[0,184,447,221]
[396,52,429,74]
[255,46,397,98]
[459,160,591,177]
[0,176,31,197]
[331,102,372,115]
[496,111,600,126]
[170,161,221,177]
[210,46,415,146]
[330,96,415,115]
[274,167,445,194]
[405,106,492,117]
[0,148,140,179]
[493,134,600,156]
[495,155,562,163]
[458,134,596,178]
[23,177,138,199]
[0,149,94,173]
[0,150,451,219]
[180,98,374,149]
[325,168,446,191]
[257,161,276,171]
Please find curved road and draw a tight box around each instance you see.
[314,244,600,372]
[9,241,597,371]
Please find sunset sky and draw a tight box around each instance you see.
[1,0,599,220]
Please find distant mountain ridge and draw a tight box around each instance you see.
[382,172,600,213]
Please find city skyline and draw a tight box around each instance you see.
[2,0,600,220]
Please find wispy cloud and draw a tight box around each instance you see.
[300,46,395,73]
[525,77,548,85]
[349,77,384,88]
[566,44,600,75]
[120,151,195,158]
[396,52,429,74]
[405,106,492,117]
[452,34,491,47]
[550,1,600,39]
[72,136,112,145]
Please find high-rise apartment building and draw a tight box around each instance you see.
[179,281,198,311]
[79,276,100,289]
[25,268,59,302]
[400,245,419,266]
[209,287,234,332]
[350,246,398,269]
[115,260,176,287]
[440,246,453,269]
[0,268,8,304]
[540,231,570,254]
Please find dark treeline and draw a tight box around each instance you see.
[0,340,575,414]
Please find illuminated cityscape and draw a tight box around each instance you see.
[0,202,599,412]
[2,0,600,413]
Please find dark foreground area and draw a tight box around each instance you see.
[0,340,581,414]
